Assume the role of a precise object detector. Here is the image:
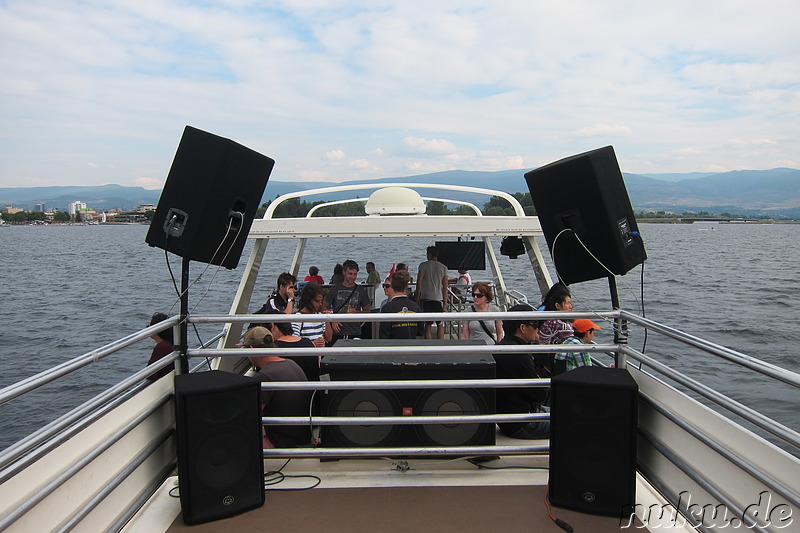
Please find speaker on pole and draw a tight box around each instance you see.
[320,340,496,448]
[174,371,265,525]
[548,366,638,516]
[145,126,275,269]
[524,146,646,285]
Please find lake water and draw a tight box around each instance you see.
[1,222,798,452]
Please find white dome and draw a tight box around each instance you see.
[364,187,426,215]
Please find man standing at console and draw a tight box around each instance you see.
[416,245,449,339]
[324,259,371,343]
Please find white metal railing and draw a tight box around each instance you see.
[3,308,800,531]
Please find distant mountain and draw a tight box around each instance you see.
[624,168,800,217]
[3,168,799,218]
[0,184,161,212]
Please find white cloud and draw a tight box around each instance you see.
[575,124,633,137]
[0,0,799,187]
[402,137,457,154]
[324,150,346,161]
[134,176,163,189]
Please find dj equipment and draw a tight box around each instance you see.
[524,146,646,285]
[548,366,638,516]
[145,126,274,269]
[174,371,265,525]
[320,340,495,448]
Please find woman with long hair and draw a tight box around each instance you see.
[293,282,333,348]
[538,282,574,345]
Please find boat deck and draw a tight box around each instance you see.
[125,431,671,533]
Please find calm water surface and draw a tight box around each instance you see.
[1,222,798,451]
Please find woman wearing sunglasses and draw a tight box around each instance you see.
[461,282,503,344]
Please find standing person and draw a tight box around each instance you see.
[365,262,381,285]
[243,327,312,448]
[293,282,332,348]
[263,272,297,314]
[379,271,422,339]
[324,259,370,343]
[556,319,601,373]
[378,276,393,310]
[538,282,574,345]
[329,263,344,285]
[145,312,174,381]
[416,246,449,339]
[461,282,503,344]
[493,305,550,439]
[396,263,413,284]
[304,266,325,285]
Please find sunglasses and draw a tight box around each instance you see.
[382,283,391,288]
[472,293,485,298]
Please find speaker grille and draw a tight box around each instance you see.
[175,371,265,525]
[549,366,638,516]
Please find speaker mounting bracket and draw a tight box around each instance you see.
[163,208,188,238]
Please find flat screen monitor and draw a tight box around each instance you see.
[435,241,486,270]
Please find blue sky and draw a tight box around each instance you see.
[1,1,798,189]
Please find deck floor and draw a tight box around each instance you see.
[166,484,638,532]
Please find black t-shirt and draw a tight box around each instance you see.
[379,296,422,339]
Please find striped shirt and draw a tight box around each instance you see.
[292,316,326,342]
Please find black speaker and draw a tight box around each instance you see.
[320,340,495,447]
[549,366,638,516]
[174,371,265,525]
[145,126,275,269]
[524,146,646,285]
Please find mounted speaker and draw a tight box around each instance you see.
[174,371,265,525]
[524,146,646,285]
[320,340,495,448]
[549,366,638,516]
[145,126,275,269]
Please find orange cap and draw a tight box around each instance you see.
[572,318,601,333]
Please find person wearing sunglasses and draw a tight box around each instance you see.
[379,271,422,339]
[493,304,549,440]
[461,282,503,344]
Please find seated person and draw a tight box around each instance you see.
[243,327,312,448]
[538,282,574,345]
[293,282,333,348]
[379,271,422,339]
[493,304,550,440]
[555,318,601,373]
[304,265,325,285]
[262,310,319,381]
[146,312,174,381]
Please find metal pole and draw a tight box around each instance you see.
[179,257,190,374]
[608,275,627,368]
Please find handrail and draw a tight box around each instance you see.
[621,310,800,388]
[0,356,177,471]
[189,310,621,324]
[0,316,181,407]
[622,345,800,448]
[264,414,547,425]
[191,343,616,358]
[264,182,528,219]
[639,392,800,507]
[262,445,549,458]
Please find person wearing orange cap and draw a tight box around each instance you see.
[555,318,601,372]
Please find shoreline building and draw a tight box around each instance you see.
[68,201,88,216]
